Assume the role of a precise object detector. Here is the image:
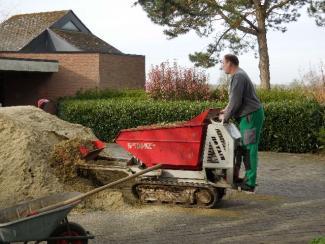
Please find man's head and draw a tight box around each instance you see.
[223,54,239,75]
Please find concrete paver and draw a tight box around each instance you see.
[71,152,325,244]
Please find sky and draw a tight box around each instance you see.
[1,0,324,85]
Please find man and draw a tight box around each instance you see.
[219,54,264,192]
[37,98,50,110]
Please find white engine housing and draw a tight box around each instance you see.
[202,121,241,185]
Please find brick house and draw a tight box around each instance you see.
[0,10,145,106]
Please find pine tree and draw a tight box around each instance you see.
[136,0,325,89]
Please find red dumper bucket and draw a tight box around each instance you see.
[115,109,220,170]
[79,140,106,161]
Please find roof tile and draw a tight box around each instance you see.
[51,28,122,54]
[0,10,69,51]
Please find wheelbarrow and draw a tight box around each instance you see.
[0,192,92,243]
[0,164,161,243]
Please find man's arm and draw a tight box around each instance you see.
[223,75,245,122]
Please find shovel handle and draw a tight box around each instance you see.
[35,164,162,215]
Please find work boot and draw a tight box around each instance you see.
[234,177,245,184]
[239,183,255,193]
[234,177,245,188]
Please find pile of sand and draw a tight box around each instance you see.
[0,106,126,210]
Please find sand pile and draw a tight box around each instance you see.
[0,106,126,210]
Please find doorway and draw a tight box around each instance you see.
[0,73,4,107]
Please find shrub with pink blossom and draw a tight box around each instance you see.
[146,61,211,101]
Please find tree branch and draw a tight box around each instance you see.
[242,15,259,31]
[264,0,271,9]
[214,1,259,32]
[252,0,262,9]
[267,0,293,15]
[210,27,232,53]
[216,8,258,35]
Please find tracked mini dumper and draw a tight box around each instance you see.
[79,109,242,208]
[0,109,241,243]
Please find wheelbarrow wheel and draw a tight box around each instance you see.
[48,222,88,244]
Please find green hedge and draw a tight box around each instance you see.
[318,105,325,151]
[67,87,311,103]
[58,99,323,153]
[260,101,323,152]
[211,87,311,103]
[256,88,311,103]
[310,237,325,244]
[58,99,225,142]
[72,89,148,100]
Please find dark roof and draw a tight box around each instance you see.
[51,28,122,54]
[0,10,69,51]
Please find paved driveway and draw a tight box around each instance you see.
[71,152,325,244]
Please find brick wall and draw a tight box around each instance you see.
[0,52,145,107]
[99,54,145,89]
[0,53,100,105]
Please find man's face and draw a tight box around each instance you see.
[222,58,232,74]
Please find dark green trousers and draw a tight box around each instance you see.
[239,107,265,187]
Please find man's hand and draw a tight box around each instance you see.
[219,107,228,124]
[218,113,225,124]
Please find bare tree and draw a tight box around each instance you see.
[293,61,325,103]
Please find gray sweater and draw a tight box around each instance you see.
[224,68,261,122]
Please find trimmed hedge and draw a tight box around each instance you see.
[318,105,325,151]
[260,101,323,152]
[58,98,323,153]
[213,87,312,103]
[58,99,225,143]
[67,87,311,103]
[256,88,312,103]
[72,89,148,100]
[310,237,325,244]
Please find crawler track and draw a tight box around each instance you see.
[132,179,225,208]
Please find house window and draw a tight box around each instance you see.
[61,21,80,31]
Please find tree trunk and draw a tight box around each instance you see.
[256,6,271,90]
[257,31,271,89]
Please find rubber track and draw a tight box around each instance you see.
[132,179,223,209]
